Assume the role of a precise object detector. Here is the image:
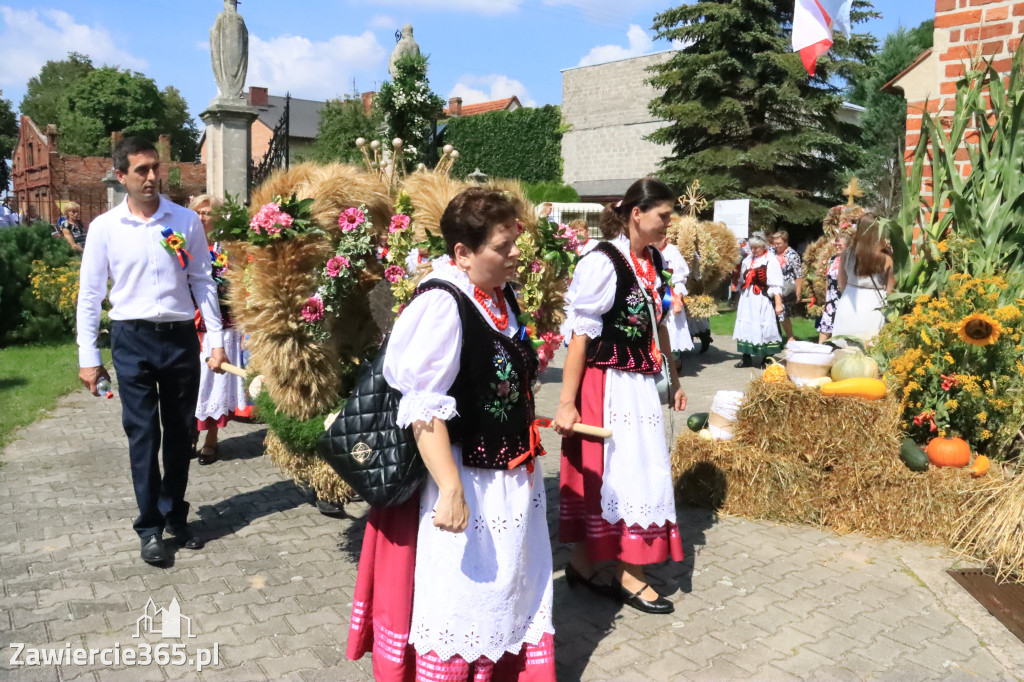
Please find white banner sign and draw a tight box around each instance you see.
[713,199,750,239]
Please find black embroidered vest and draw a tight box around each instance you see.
[586,242,667,375]
[743,263,772,300]
[413,280,540,471]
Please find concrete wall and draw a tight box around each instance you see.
[561,51,674,187]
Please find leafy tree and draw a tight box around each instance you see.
[847,20,934,216]
[0,90,18,190]
[19,53,95,127]
[375,54,445,164]
[648,0,878,232]
[310,93,383,164]
[159,86,200,162]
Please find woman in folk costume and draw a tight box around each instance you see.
[347,188,555,681]
[732,232,784,368]
[554,178,687,615]
[190,194,246,464]
[657,235,695,362]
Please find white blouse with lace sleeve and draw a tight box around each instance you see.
[383,288,461,428]
[661,244,690,296]
[562,250,616,340]
[766,253,784,298]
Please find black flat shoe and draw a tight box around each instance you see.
[734,355,753,368]
[140,535,169,565]
[613,582,674,614]
[316,498,346,518]
[565,563,614,598]
[198,445,218,465]
[699,331,712,354]
[168,526,204,550]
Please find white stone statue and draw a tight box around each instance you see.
[210,0,248,102]
[388,24,421,78]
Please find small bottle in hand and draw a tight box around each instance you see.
[95,377,113,399]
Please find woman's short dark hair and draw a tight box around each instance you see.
[113,137,158,173]
[600,177,676,239]
[440,187,520,256]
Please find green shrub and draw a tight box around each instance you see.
[0,222,77,345]
[522,181,579,204]
[445,105,563,183]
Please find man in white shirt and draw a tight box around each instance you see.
[77,137,227,565]
[0,197,18,227]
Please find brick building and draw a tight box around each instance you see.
[10,116,206,226]
[885,0,1023,194]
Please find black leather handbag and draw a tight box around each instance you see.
[318,337,426,507]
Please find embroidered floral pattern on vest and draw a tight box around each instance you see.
[614,287,649,340]
[485,341,521,422]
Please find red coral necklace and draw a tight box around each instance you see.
[630,249,658,299]
[473,285,509,330]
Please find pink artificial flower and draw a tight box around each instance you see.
[530,260,543,273]
[384,264,406,283]
[388,214,411,233]
[250,202,292,235]
[339,207,366,232]
[325,256,350,277]
[301,295,324,322]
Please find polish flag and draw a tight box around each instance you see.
[792,0,852,76]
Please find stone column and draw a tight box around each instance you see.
[102,168,126,209]
[201,101,258,201]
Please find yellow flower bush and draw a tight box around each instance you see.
[875,274,1024,459]
[30,260,80,325]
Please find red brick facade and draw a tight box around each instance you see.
[10,116,206,226]
[889,0,1023,205]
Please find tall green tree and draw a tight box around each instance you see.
[19,53,94,127]
[375,54,445,164]
[159,86,200,162]
[648,0,878,232]
[0,90,18,190]
[310,93,383,164]
[848,20,934,217]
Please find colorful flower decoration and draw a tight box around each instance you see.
[958,313,1002,346]
[384,264,406,283]
[301,294,324,322]
[159,227,191,269]
[388,214,411,233]
[250,201,293,235]
[325,255,351,277]
[339,207,365,232]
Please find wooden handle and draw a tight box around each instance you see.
[218,362,247,378]
[572,423,612,439]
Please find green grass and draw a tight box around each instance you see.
[0,342,112,448]
[709,309,820,342]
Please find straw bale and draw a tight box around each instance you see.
[402,171,468,242]
[265,431,356,504]
[699,221,741,292]
[954,467,1024,582]
[672,430,991,546]
[669,215,697,262]
[732,379,902,465]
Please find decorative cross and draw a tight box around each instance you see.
[678,179,708,218]
[842,177,864,207]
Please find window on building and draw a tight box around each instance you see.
[27,143,34,166]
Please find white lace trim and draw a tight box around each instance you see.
[424,257,471,295]
[563,312,603,340]
[396,391,458,428]
[411,602,553,664]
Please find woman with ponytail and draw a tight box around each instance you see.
[554,177,687,615]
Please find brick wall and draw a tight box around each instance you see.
[561,51,674,186]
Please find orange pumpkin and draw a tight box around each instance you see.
[969,455,990,477]
[926,436,971,468]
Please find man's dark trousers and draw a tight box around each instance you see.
[111,320,201,539]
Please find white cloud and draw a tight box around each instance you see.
[369,14,398,29]
[448,74,536,107]
[0,6,147,89]
[369,0,522,16]
[247,31,386,100]
[576,24,655,67]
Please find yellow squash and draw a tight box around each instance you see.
[820,377,887,401]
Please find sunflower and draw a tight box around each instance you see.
[166,235,183,250]
[957,312,1003,346]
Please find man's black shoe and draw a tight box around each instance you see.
[698,330,712,354]
[140,535,169,564]
[169,526,204,550]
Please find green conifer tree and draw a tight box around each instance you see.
[648,0,877,231]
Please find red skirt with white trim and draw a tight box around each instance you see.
[559,364,684,565]
[347,497,556,681]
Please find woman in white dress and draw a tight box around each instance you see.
[657,235,696,361]
[347,188,555,681]
[732,232,784,368]
[190,194,246,465]
[555,178,687,615]
[832,212,895,341]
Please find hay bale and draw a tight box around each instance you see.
[249,163,321,211]
[732,379,902,465]
[402,171,468,242]
[306,163,393,234]
[668,216,740,296]
[954,467,1024,582]
[265,431,356,504]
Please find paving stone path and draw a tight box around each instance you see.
[2,338,1023,681]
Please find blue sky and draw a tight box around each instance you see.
[1,1,935,124]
